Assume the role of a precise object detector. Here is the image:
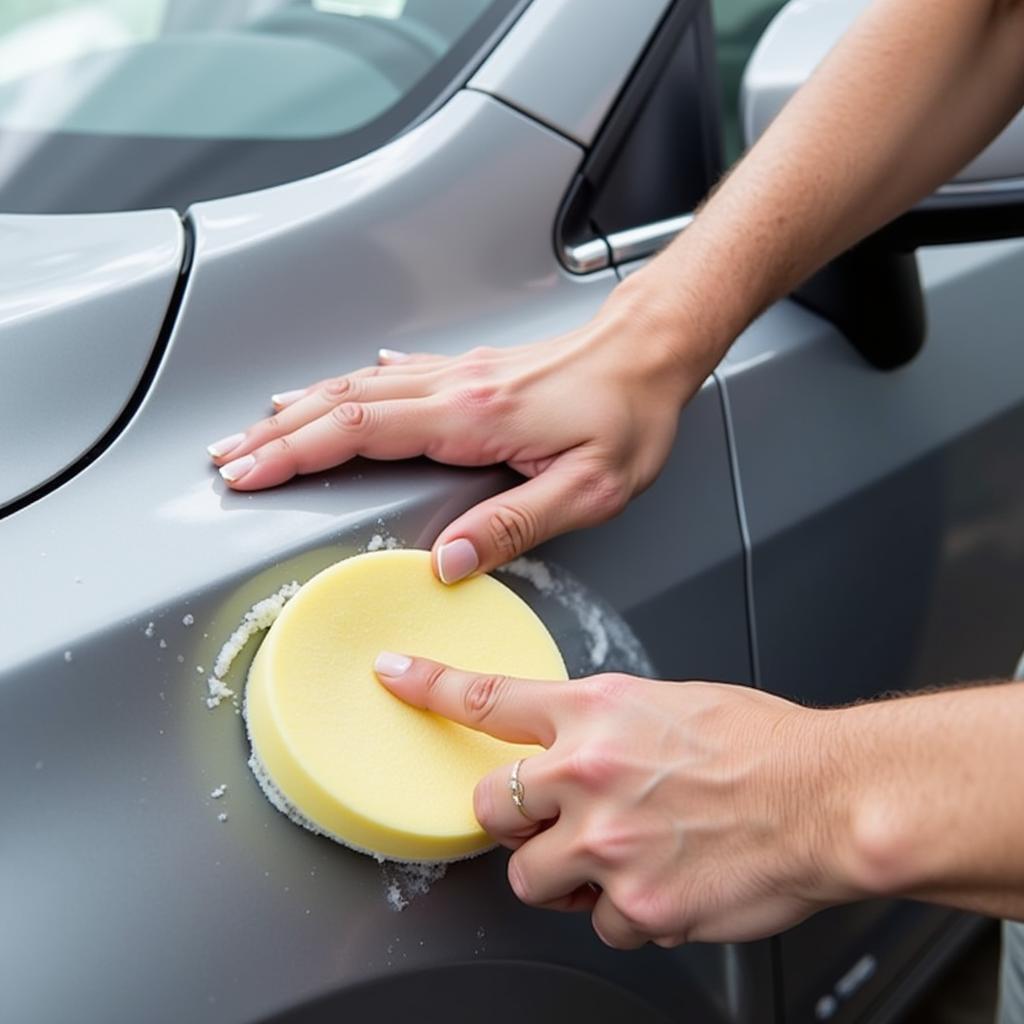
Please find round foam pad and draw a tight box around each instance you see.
[246,549,567,862]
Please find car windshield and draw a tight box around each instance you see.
[0,0,521,214]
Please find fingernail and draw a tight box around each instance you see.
[271,388,305,407]
[378,348,410,363]
[437,538,479,584]
[375,651,412,677]
[219,454,255,482]
[207,432,245,458]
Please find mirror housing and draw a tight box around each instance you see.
[738,0,1024,369]
[741,0,1024,248]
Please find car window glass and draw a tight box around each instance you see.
[711,0,785,162]
[0,0,519,213]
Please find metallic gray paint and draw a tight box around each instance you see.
[0,92,757,1022]
[0,209,183,509]
[469,0,671,146]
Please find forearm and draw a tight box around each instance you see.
[824,682,1024,919]
[612,0,1024,383]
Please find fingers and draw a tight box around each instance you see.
[431,453,628,582]
[506,824,594,908]
[473,754,559,846]
[210,373,437,467]
[591,893,648,950]
[373,654,568,746]
[216,396,446,490]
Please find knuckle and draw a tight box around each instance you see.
[577,469,629,520]
[323,376,354,400]
[452,384,502,412]
[563,743,620,792]
[487,503,539,560]
[575,674,629,714]
[463,674,508,723]
[575,814,635,867]
[422,663,450,704]
[614,886,670,938]
[269,435,294,458]
[329,402,368,432]
[458,350,496,379]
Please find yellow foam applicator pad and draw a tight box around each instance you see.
[246,549,567,863]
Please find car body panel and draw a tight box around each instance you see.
[0,208,183,510]
[717,238,1024,1020]
[720,238,1024,702]
[469,0,671,146]
[0,89,759,1023]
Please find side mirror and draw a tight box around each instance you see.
[737,0,1024,369]
[741,0,1024,248]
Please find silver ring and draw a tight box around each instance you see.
[509,758,532,820]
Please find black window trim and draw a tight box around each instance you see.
[555,0,723,274]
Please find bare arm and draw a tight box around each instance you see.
[831,682,1024,922]
[622,0,1024,377]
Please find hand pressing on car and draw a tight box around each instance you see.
[207,293,702,584]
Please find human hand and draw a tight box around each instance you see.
[373,653,861,948]
[207,293,705,583]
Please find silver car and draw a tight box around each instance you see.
[3,1,1023,1021]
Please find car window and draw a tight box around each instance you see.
[711,0,785,162]
[0,0,522,214]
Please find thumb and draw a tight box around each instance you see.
[432,458,626,582]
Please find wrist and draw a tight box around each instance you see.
[821,701,931,903]
[598,267,730,397]
[771,705,874,906]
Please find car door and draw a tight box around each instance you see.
[710,3,1024,1022]
[0,3,772,1022]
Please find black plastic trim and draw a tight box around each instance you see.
[554,0,724,271]
[589,0,720,188]
[881,188,1024,249]
[792,243,927,371]
[0,216,195,521]
[794,186,1024,371]
[863,914,990,1024]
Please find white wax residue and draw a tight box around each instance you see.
[246,743,452,908]
[204,581,301,709]
[143,622,155,638]
[499,557,653,676]
[381,861,448,912]
[182,613,195,627]
[210,784,227,799]
[366,533,400,552]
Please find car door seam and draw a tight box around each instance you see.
[713,368,763,689]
